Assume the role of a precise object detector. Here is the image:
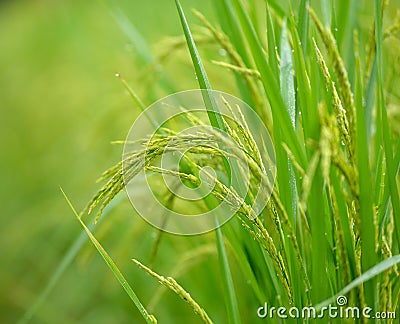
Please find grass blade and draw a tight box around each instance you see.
[377,141,400,228]
[375,0,400,247]
[365,57,377,143]
[321,0,332,28]
[60,188,157,324]
[335,0,357,69]
[288,15,318,143]
[297,0,309,56]
[175,0,224,130]
[315,255,400,309]
[174,1,241,322]
[265,4,279,76]
[215,226,241,324]
[262,0,285,19]
[279,21,296,129]
[279,20,302,305]
[223,224,267,304]
[205,4,256,115]
[231,0,307,169]
[355,38,378,306]
[279,20,297,223]
[214,0,251,67]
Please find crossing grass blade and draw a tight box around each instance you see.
[315,254,400,309]
[60,188,157,324]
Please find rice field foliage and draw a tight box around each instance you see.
[17,0,400,323]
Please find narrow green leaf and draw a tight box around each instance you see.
[297,0,309,56]
[331,170,357,279]
[231,0,307,169]
[175,0,224,131]
[280,21,296,128]
[378,141,400,226]
[279,21,302,305]
[355,44,378,305]
[279,20,297,221]
[380,105,400,245]
[262,0,285,19]
[321,0,332,28]
[365,55,377,143]
[315,255,400,309]
[266,4,279,77]
[373,146,384,207]
[60,188,157,324]
[309,169,328,302]
[215,225,242,324]
[224,223,267,304]
[336,0,358,71]
[288,15,318,143]
[375,0,400,245]
[175,2,241,322]
[280,21,296,129]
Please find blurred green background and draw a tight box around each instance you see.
[0,0,233,323]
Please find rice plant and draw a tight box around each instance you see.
[59,0,400,322]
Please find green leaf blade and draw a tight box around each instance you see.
[61,188,157,324]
